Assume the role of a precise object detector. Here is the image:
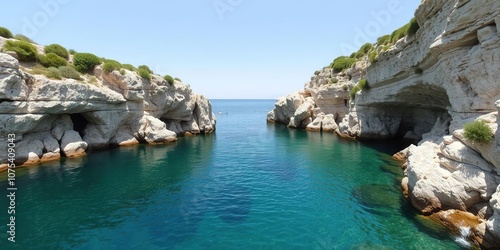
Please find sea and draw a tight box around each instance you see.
[0,99,466,249]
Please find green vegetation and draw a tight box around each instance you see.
[44,44,69,59]
[314,70,320,75]
[358,79,369,90]
[138,65,153,73]
[174,77,182,82]
[391,17,420,43]
[342,85,348,91]
[26,65,62,80]
[0,27,13,38]
[58,66,81,80]
[138,68,151,80]
[14,34,35,43]
[102,59,122,73]
[73,52,101,73]
[408,18,420,36]
[355,43,373,59]
[350,79,369,100]
[68,49,76,55]
[46,67,62,79]
[368,51,378,63]
[122,64,136,71]
[377,35,391,45]
[2,40,38,62]
[464,121,494,143]
[39,53,67,68]
[120,69,126,75]
[331,56,356,72]
[163,75,174,85]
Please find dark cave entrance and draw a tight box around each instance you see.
[393,84,452,143]
[70,113,90,138]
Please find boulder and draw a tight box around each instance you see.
[60,130,87,158]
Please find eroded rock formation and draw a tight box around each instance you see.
[268,0,500,247]
[0,52,215,168]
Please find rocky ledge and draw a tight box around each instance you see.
[268,0,500,248]
[0,52,215,169]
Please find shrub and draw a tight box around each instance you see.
[44,44,69,59]
[314,70,320,75]
[408,17,420,36]
[174,77,182,82]
[350,85,361,100]
[58,66,81,80]
[73,52,101,73]
[414,67,423,74]
[2,40,38,62]
[331,56,356,72]
[46,67,62,80]
[102,59,122,73]
[138,68,151,80]
[358,79,369,90]
[377,35,391,45]
[39,53,67,68]
[163,75,174,85]
[464,121,494,143]
[391,23,410,43]
[368,51,378,63]
[390,17,420,43]
[331,78,339,84]
[342,85,348,91]
[359,43,373,54]
[68,49,76,55]
[120,69,126,75]
[122,64,136,71]
[0,27,13,38]
[138,65,152,73]
[14,34,35,43]
[349,52,356,58]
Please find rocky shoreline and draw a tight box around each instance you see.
[0,50,216,170]
[268,0,500,248]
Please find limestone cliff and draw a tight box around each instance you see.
[0,47,215,168]
[268,0,500,248]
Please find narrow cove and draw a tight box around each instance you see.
[0,100,465,249]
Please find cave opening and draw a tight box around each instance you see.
[393,84,452,143]
[70,113,90,138]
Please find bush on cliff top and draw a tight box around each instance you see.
[44,44,69,60]
[73,52,101,73]
[14,34,36,44]
[102,59,122,73]
[138,65,153,73]
[163,75,174,85]
[122,64,136,71]
[464,120,494,143]
[138,68,151,81]
[2,40,38,62]
[331,56,356,72]
[39,53,68,68]
[58,66,81,80]
[0,27,13,38]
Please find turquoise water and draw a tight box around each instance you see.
[0,100,465,249]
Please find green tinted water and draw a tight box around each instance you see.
[0,100,464,249]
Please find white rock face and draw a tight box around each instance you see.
[0,51,215,165]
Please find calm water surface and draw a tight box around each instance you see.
[0,100,465,249]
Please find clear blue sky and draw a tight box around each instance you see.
[1,0,420,99]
